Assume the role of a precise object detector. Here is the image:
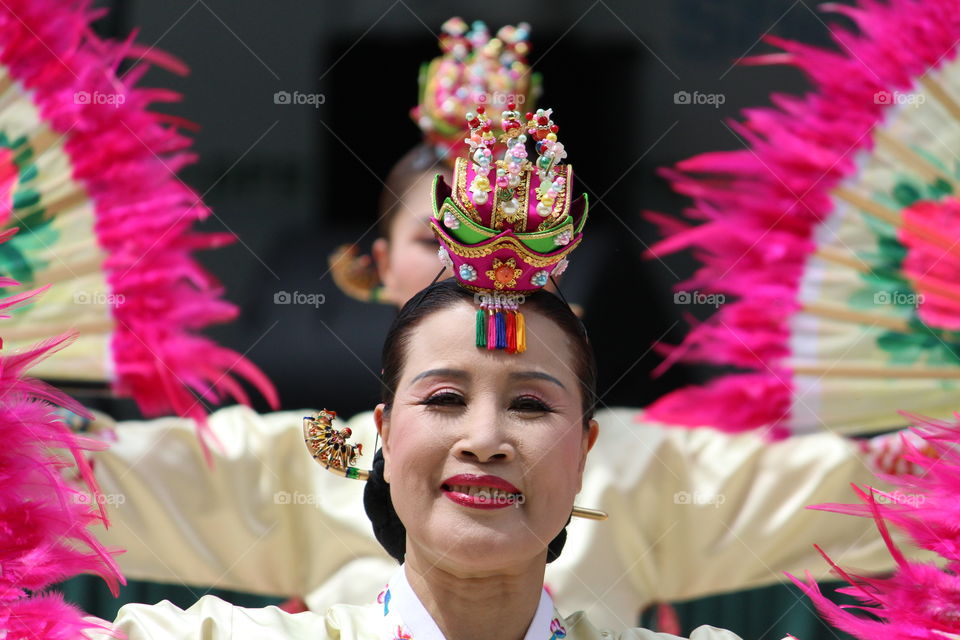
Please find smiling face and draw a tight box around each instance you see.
[376,301,598,577]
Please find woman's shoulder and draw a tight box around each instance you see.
[99,596,750,640]
[563,610,746,640]
[97,595,385,640]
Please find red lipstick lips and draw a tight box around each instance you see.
[441,474,522,510]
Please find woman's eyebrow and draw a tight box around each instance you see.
[508,371,566,390]
[410,368,469,383]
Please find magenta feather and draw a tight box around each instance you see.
[643,0,960,434]
[0,0,280,460]
[789,413,960,638]
[0,320,124,634]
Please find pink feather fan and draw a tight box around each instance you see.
[0,240,123,637]
[790,412,960,638]
[645,0,960,437]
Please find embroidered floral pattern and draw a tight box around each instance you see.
[377,574,564,639]
[549,617,567,639]
[530,270,549,287]
[552,258,569,277]
[459,263,477,281]
[849,177,960,366]
[485,257,522,290]
[438,247,452,269]
[443,210,460,230]
[378,587,391,616]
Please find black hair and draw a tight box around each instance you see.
[364,278,596,563]
[377,144,449,237]
[380,279,596,421]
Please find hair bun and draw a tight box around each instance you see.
[364,448,406,563]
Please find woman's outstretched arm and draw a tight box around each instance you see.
[89,405,391,598]
[543,407,932,630]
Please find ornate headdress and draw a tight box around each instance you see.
[316,21,599,519]
[411,18,541,165]
[431,104,588,352]
[329,18,542,304]
[309,106,597,516]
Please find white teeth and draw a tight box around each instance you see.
[446,484,519,502]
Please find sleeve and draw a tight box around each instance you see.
[618,626,744,640]
[566,611,744,640]
[90,406,392,597]
[84,595,331,639]
[545,407,933,630]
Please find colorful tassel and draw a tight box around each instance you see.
[495,311,507,349]
[516,311,526,353]
[506,310,517,353]
[475,297,527,353]
[486,310,497,350]
[476,307,486,347]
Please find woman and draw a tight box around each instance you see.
[92,279,744,640]
[85,93,930,634]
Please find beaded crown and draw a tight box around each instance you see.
[411,18,541,166]
[431,104,589,352]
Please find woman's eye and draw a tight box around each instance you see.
[510,396,553,413]
[421,392,464,407]
[416,237,440,248]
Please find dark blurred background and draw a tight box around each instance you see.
[87,0,834,421]
[74,1,856,638]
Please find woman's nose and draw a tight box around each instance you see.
[455,407,514,463]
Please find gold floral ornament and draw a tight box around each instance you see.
[485,257,523,290]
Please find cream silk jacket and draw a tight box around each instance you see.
[89,406,915,631]
[87,566,751,640]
